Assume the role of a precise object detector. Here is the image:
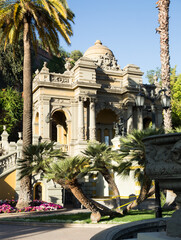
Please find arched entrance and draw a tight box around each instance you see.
[51,111,68,145]
[34,183,42,200]
[143,117,152,129]
[96,109,117,145]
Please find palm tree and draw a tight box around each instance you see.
[46,156,120,221]
[18,143,120,222]
[18,141,66,178]
[0,0,74,209]
[115,128,164,214]
[82,142,121,210]
[156,0,172,130]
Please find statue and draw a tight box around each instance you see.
[114,117,124,136]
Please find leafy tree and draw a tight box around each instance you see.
[0,34,24,90]
[170,66,181,127]
[146,67,161,84]
[115,128,164,214]
[0,88,23,141]
[0,0,74,209]
[82,142,121,210]
[70,50,83,63]
[47,47,69,73]
[146,66,181,128]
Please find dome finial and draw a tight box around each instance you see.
[95,40,102,45]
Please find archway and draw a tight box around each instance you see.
[143,117,152,129]
[96,109,117,145]
[51,111,67,145]
[34,183,42,201]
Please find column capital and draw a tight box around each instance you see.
[90,97,96,103]
[77,96,86,102]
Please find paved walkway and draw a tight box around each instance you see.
[0,209,116,240]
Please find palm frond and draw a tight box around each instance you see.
[0,0,74,51]
[17,141,65,179]
[115,128,165,181]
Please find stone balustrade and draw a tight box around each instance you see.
[0,152,17,177]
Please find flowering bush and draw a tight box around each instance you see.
[0,200,63,213]
[0,204,16,213]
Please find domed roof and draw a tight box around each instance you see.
[83,40,114,60]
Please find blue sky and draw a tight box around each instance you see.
[60,0,181,83]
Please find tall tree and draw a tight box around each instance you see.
[156,0,172,130]
[0,0,74,209]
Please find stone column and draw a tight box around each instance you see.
[127,105,133,133]
[109,126,113,141]
[41,97,51,141]
[56,124,62,144]
[78,97,85,141]
[66,120,71,145]
[101,127,104,143]
[89,99,96,140]
[137,108,143,130]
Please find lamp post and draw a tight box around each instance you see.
[135,84,170,218]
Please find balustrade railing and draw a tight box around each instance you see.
[0,152,17,176]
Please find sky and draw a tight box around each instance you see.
[59,0,181,83]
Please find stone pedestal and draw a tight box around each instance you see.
[111,135,121,150]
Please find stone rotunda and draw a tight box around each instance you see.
[31,40,163,206]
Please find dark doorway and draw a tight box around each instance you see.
[64,189,81,208]
[35,184,42,201]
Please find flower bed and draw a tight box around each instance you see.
[0,200,63,213]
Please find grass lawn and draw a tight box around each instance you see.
[0,210,174,224]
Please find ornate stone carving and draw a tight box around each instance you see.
[89,128,96,140]
[96,52,120,71]
[144,133,181,238]
[51,98,70,104]
[144,137,181,178]
[50,75,70,83]
[171,140,181,164]
[78,127,85,140]
[96,101,122,116]
[40,62,49,73]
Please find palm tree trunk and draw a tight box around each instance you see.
[101,168,121,210]
[68,181,120,215]
[156,0,172,131]
[57,179,121,222]
[123,173,152,214]
[16,16,32,209]
[69,183,100,214]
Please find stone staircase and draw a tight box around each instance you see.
[0,126,64,204]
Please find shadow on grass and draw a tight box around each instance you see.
[0,210,174,224]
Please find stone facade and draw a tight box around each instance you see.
[32,40,163,155]
[31,40,164,206]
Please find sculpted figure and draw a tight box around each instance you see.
[171,140,181,164]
